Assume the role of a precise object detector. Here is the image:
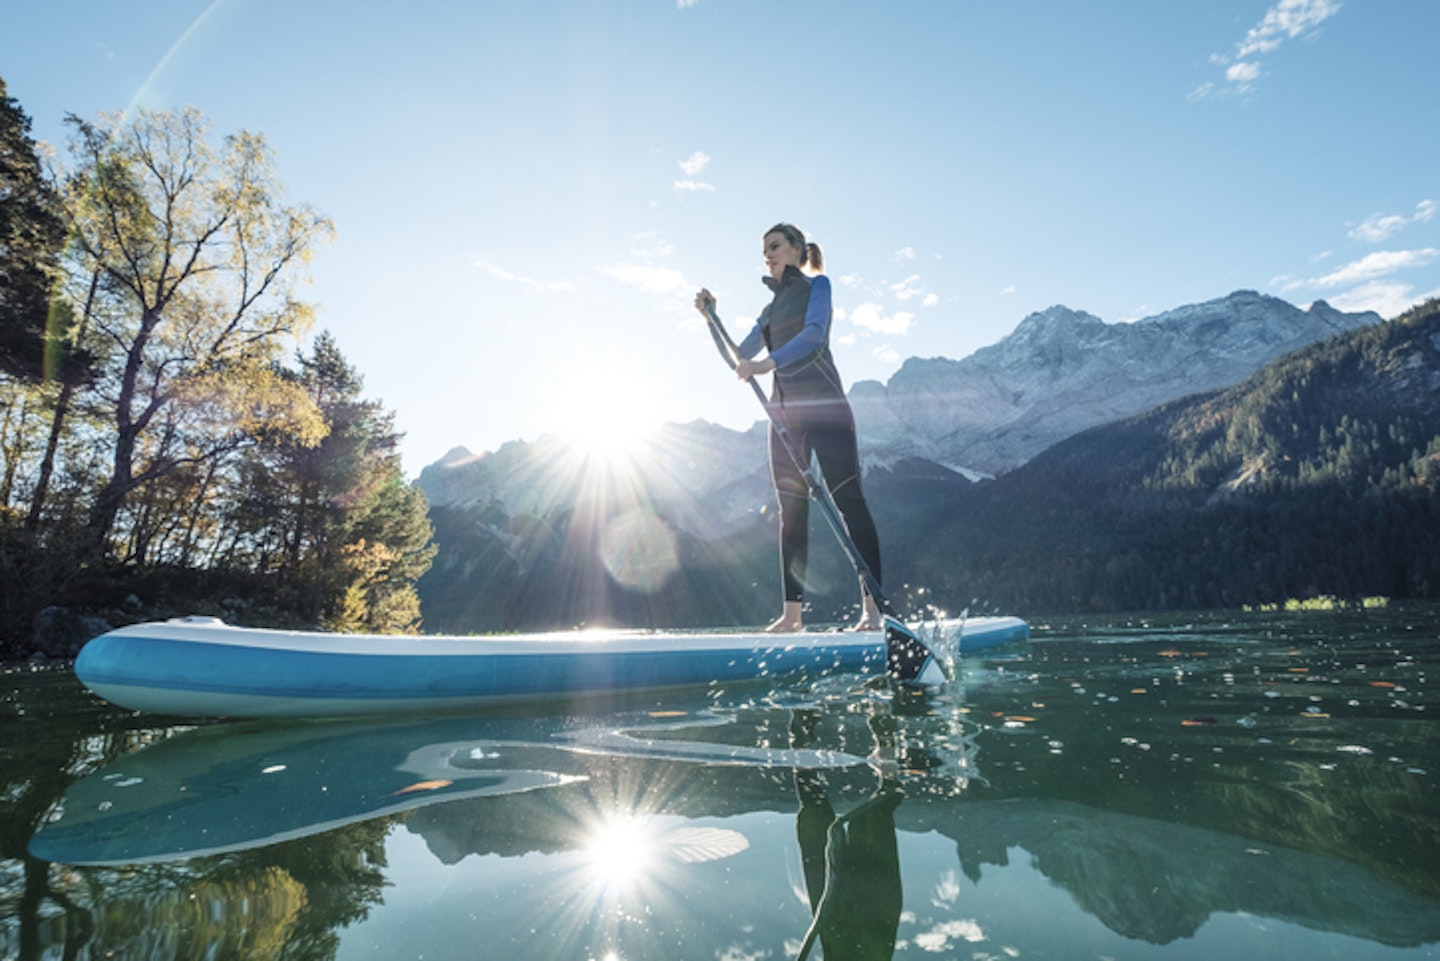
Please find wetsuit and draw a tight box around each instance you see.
[736,264,883,605]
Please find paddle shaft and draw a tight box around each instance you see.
[701,304,895,619]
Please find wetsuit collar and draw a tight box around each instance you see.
[762,263,807,292]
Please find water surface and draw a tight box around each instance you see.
[3,606,1437,959]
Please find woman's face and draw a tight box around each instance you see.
[762,230,802,280]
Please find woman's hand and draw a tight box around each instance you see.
[736,356,776,381]
[694,288,716,316]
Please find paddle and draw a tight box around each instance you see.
[700,302,947,685]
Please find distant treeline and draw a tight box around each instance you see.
[0,79,433,654]
[421,300,1440,628]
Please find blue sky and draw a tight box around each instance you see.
[4,0,1437,476]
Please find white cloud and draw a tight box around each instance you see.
[1226,61,1261,84]
[894,246,916,261]
[1325,280,1440,318]
[679,151,710,176]
[1238,0,1342,58]
[922,292,939,308]
[1314,248,1439,288]
[932,870,962,908]
[914,919,986,953]
[1349,200,1435,243]
[890,274,924,300]
[673,180,715,192]
[849,302,914,335]
[599,262,692,296]
[1197,0,1341,97]
[1187,81,1216,102]
[1349,213,1407,243]
[475,259,574,292]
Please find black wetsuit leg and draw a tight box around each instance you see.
[769,396,882,605]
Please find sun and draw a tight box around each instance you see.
[547,359,662,458]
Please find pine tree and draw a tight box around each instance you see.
[0,75,65,382]
[256,332,435,632]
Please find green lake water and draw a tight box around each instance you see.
[3,605,1438,960]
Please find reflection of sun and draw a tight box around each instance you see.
[514,773,753,958]
[581,815,657,890]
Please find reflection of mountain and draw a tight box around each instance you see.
[920,799,1440,947]
[407,786,1440,949]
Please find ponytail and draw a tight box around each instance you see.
[765,222,826,275]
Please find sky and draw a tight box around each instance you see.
[3,0,1438,477]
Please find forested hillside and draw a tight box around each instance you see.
[878,298,1440,615]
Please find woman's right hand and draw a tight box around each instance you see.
[694,288,716,316]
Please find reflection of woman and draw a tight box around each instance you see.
[694,223,883,632]
[791,710,903,960]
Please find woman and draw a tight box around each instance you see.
[695,223,883,632]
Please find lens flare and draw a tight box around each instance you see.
[599,510,679,592]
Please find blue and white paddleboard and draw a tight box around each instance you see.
[74,615,1030,718]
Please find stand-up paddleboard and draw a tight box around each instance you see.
[74,615,1029,719]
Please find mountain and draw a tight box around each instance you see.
[849,290,1379,477]
[888,298,1440,613]
[420,291,1380,522]
[414,294,1432,629]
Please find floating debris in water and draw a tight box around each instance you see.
[1181,718,1218,726]
[390,779,454,795]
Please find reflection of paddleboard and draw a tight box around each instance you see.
[28,711,873,867]
[75,615,1029,718]
[27,716,584,866]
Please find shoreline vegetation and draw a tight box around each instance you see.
[1,89,434,660]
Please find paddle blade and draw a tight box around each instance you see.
[884,617,948,685]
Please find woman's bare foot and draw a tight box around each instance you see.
[765,601,804,633]
[852,595,883,632]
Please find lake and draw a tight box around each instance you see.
[3,605,1438,960]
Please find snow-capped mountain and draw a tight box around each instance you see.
[849,290,1380,478]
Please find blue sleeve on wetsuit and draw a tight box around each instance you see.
[767,274,831,370]
[736,318,766,360]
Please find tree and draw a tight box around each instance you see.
[231,332,434,632]
[0,74,66,383]
[59,107,333,553]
